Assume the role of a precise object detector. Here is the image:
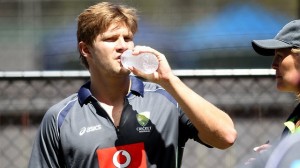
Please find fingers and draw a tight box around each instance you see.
[253,144,271,153]
[129,66,157,79]
[244,142,272,166]
[129,45,173,83]
[244,158,256,165]
[132,46,165,61]
[132,46,155,55]
[129,66,144,76]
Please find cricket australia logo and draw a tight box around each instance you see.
[136,111,152,133]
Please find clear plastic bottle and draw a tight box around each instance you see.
[121,50,159,74]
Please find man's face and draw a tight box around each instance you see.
[87,22,134,76]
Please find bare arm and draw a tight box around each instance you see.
[160,75,236,149]
[129,46,237,149]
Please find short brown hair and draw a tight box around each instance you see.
[77,2,138,68]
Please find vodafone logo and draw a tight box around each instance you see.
[96,142,147,168]
[112,150,131,168]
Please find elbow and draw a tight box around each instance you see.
[200,128,237,150]
[219,128,237,149]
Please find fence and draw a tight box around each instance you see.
[0,69,297,168]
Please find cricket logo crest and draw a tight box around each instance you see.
[136,111,151,133]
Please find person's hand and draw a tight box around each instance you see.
[128,45,175,85]
[244,142,272,165]
[253,142,271,153]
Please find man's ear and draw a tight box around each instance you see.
[79,41,91,58]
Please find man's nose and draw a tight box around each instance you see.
[116,38,128,49]
[271,58,279,70]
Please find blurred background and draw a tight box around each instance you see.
[0,0,299,70]
[0,0,300,168]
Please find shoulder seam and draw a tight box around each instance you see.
[145,88,178,107]
[56,98,78,137]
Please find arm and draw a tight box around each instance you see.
[130,46,237,149]
[28,111,63,168]
[160,75,236,149]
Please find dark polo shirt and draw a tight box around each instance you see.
[29,75,208,168]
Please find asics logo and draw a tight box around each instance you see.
[79,124,101,136]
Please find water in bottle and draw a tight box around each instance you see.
[121,50,159,74]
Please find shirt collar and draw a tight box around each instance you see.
[78,75,144,106]
[129,75,144,97]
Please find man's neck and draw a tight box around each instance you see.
[90,75,131,105]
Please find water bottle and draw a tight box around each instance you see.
[121,50,159,74]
